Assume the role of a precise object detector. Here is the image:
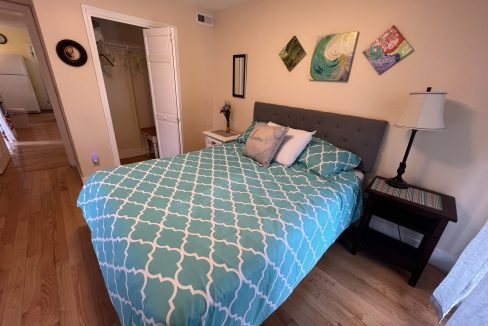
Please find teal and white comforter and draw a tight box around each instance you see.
[77,142,362,326]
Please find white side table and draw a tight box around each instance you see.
[203,130,240,148]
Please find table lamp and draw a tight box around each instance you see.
[387,87,447,188]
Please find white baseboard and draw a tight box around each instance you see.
[118,147,146,159]
[79,147,146,182]
[429,248,457,272]
[369,216,457,272]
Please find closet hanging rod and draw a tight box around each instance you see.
[98,41,145,52]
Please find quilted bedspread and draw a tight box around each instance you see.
[77,142,362,326]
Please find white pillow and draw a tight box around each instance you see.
[267,122,315,167]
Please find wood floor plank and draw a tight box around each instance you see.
[56,259,80,325]
[59,189,84,267]
[0,177,19,247]
[0,216,5,245]
[40,170,61,326]
[300,265,408,325]
[264,308,299,326]
[21,253,41,323]
[322,245,442,320]
[51,170,70,263]
[21,305,41,326]
[71,262,103,326]
[0,178,10,217]
[316,260,430,324]
[1,217,29,326]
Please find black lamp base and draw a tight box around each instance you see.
[388,129,418,189]
[386,175,409,189]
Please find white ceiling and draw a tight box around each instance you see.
[183,0,254,11]
[0,8,26,29]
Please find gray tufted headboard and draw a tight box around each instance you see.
[253,102,388,173]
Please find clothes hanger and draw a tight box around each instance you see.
[99,53,114,66]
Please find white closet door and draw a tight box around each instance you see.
[0,135,11,174]
[143,27,182,159]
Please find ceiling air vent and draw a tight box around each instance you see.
[196,12,214,27]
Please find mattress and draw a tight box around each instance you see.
[77,142,363,325]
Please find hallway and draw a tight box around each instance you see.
[3,112,69,176]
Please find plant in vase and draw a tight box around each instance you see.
[220,101,232,133]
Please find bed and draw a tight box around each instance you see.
[77,102,387,325]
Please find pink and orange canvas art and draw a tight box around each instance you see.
[363,25,414,74]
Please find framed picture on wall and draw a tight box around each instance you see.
[0,33,7,44]
[363,25,414,75]
[56,39,88,67]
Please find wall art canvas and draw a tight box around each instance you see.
[310,31,359,82]
[363,25,414,75]
[279,36,306,72]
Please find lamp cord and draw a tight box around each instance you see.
[397,224,402,242]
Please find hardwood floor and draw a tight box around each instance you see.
[120,153,155,165]
[0,112,118,325]
[3,113,69,176]
[0,113,446,325]
[264,247,445,326]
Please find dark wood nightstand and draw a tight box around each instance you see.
[351,176,457,287]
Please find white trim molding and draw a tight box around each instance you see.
[118,147,146,160]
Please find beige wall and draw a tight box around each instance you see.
[0,24,50,110]
[94,17,145,47]
[213,0,488,263]
[31,0,215,177]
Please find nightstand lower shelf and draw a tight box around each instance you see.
[360,228,418,272]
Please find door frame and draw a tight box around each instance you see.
[0,127,11,174]
[0,1,79,169]
[81,5,184,164]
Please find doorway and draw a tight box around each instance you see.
[82,6,183,166]
[92,17,155,164]
[0,1,77,175]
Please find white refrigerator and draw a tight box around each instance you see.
[0,54,40,113]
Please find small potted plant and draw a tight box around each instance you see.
[220,101,232,133]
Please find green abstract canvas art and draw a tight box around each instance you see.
[310,31,359,82]
[279,36,306,72]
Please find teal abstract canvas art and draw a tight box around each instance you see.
[310,31,359,82]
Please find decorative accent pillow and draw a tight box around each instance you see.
[297,137,361,177]
[267,122,315,167]
[242,124,288,166]
[238,121,261,143]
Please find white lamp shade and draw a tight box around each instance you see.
[394,91,447,130]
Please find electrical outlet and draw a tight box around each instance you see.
[91,153,100,166]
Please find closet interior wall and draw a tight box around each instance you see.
[93,18,154,160]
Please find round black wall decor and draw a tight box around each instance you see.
[0,34,7,44]
[56,39,87,67]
